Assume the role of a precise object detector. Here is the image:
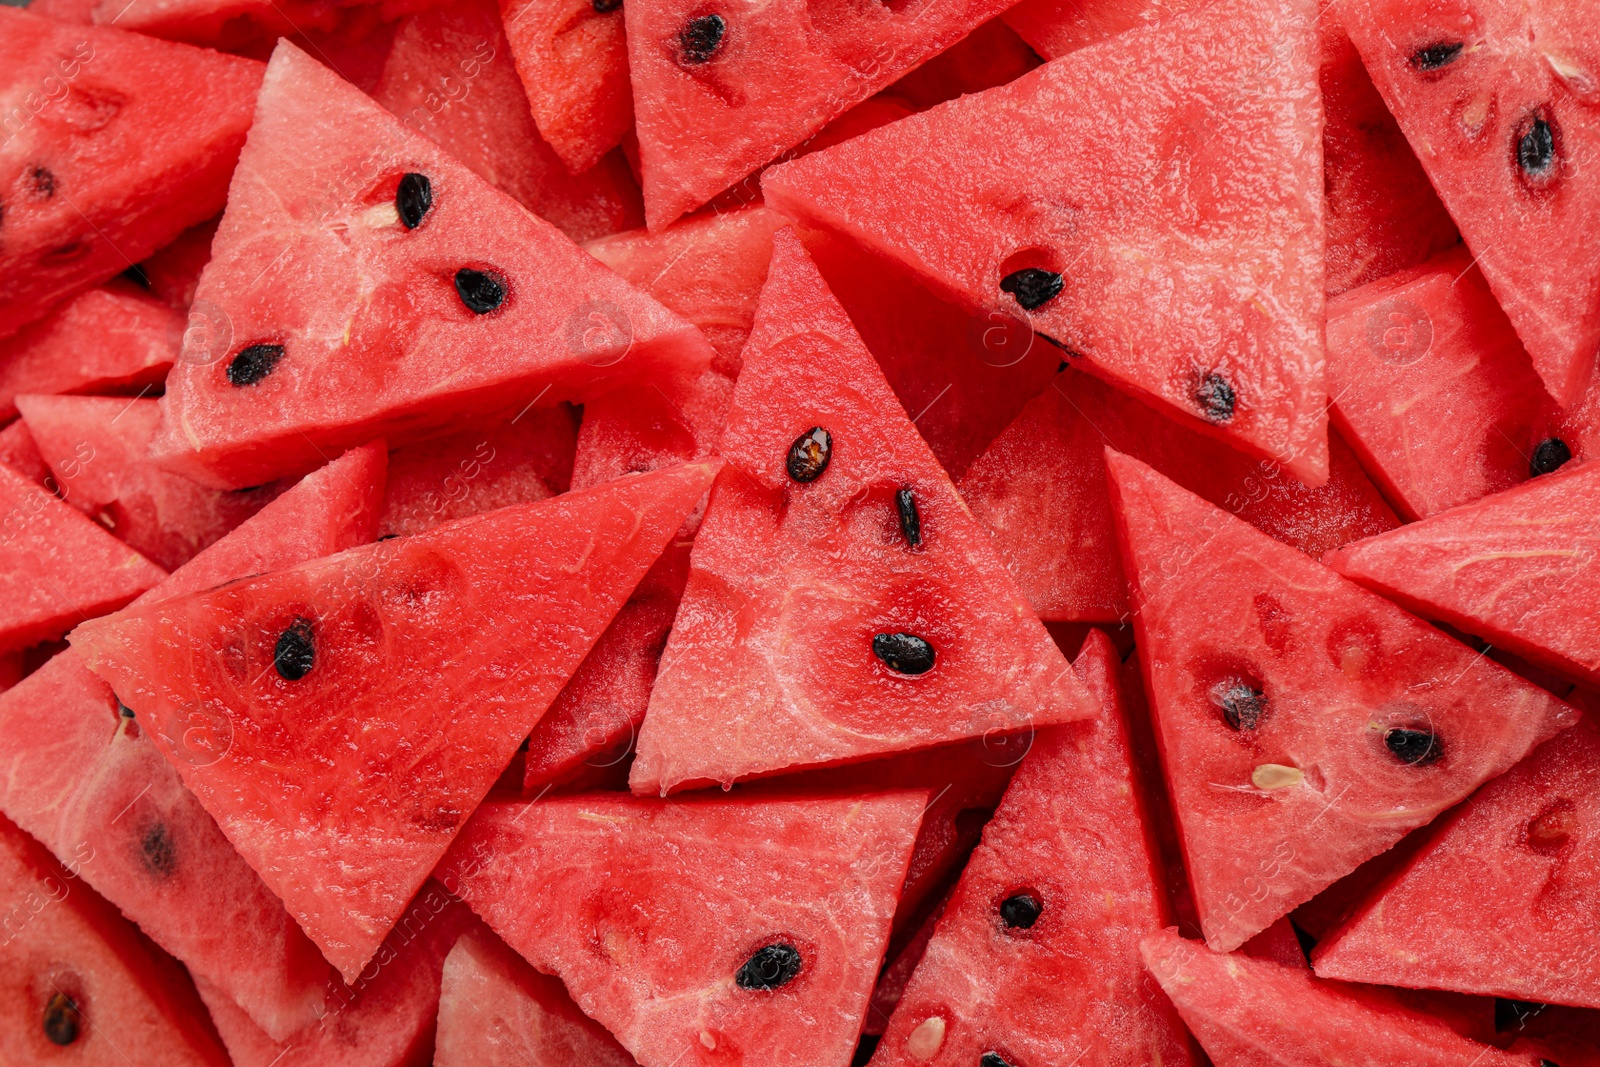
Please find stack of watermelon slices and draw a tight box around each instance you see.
[1,0,1598,1062]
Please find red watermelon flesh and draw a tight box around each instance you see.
[958,367,1400,622]
[1313,714,1600,1009]
[498,0,631,175]
[1326,245,1570,521]
[1140,928,1540,1066]
[864,885,950,1036]
[435,924,638,1067]
[0,460,165,653]
[196,881,475,1067]
[379,404,579,539]
[0,652,20,692]
[0,419,50,487]
[19,394,289,572]
[0,443,387,1040]
[0,9,263,340]
[763,0,1330,486]
[0,282,178,421]
[1340,0,1600,409]
[1106,448,1579,952]
[1288,816,1436,942]
[1239,917,1309,969]
[624,0,1021,228]
[69,460,717,982]
[152,41,711,491]
[1001,0,1176,59]
[0,814,230,1067]
[632,230,1096,795]
[373,0,643,244]
[438,789,927,1067]
[1327,459,1600,692]
[138,217,220,312]
[869,629,1196,1067]
[25,0,97,23]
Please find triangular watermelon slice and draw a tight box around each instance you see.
[151,40,712,490]
[372,0,643,243]
[1313,713,1600,1009]
[870,629,1197,1067]
[631,229,1096,795]
[1340,0,1600,409]
[0,460,166,653]
[435,924,638,1067]
[763,0,1330,484]
[0,814,230,1066]
[1106,448,1578,951]
[624,0,1022,227]
[19,394,289,572]
[1326,460,1600,690]
[0,282,178,421]
[0,443,386,1040]
[1140,928,1539,1066]
[69,459,717,982]
[438,789,927,1067]
[499,0,632,174]
[959,367,1400,622]
[0,9,263,339]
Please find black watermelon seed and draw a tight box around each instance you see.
[895,488,922,548]
[226,343,285,387]
[1409,41,1464,71]
[981,1055,1016,1067]
[679,14,726,65]
[43,992,81,1046]
[118,703,135,719]
[140,823,176,879]
[1216,683,1266,731]
[274,617,316,681]
[1529,437,1571,477]
[999,892,1042,929]
[31,166,56,197]
[396,172,433,230]
[592,0,621,11]
[786,427,832,483]
[873,632,936,675]
[1495,997,1548,1032]
[1384,727,1442,766]
[735,942,802,990]
[121,263,151,288]
[999,267,1063,311]
[1517,116,1557,180]
[455,268,507,314]
[1195,372,1236,422]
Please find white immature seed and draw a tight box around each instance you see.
[907,1016,946,1061]
[1252,764,1304,790]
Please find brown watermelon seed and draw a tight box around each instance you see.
[1515,113,1558,186]
[118,703,134,719]
[999,268,1063,311]
[454,268,507,314]
[141,823,176,879]
[679,14,726,65]
[43,992,81,1046]
[1409,41,1464,71]
[1212,681,1266,731]
[896,488,922,548]
[1384,726,1442,765]
[873,632,936,675]
[981,1055,1016,1067]
[592,0,620,11]
[396,172,433,229]
[1530,437,1571,476]
[226,343,286,387]
[1195,371,1236,422]
[999,892,1042,929]
[786,427,832,482]
[1527,800,1576,850]
[735,942,802,990]
[274,617,316,681]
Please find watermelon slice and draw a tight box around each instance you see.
[958,367,1400,622]
[0,443,386,1040]
[1140,928,1540,1066]
[1326,246,1571,520]
[70,459,717,982]
[0,814,230,1066]
[372,0,643,243]
[1340,0,1600,408]
[435,924,637,1067]
[0,419,50,487]
[1106,448,1578,951]
[869,630,1197,1067]
[1326,460,1600,690]
[1313,714,1600,1009]
[19,394,288,572]
[499,0,631,174]
[0,9,263,339]
[631,230,1095,794]
[763,0,1330,485]
[0,282,178,421]
[438,789,927,1067]
[378,404,579,538]
[136,217,220,311]
[0,460,165,653]
[151,41,711,491]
